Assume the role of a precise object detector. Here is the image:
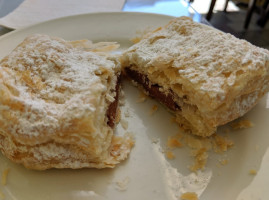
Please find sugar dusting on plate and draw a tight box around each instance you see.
[152,140,212,199]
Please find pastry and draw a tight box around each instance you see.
[0,34,133,170]
[122,16,269,137]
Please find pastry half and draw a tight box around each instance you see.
[0,34,133,170]
[122,17,269,137]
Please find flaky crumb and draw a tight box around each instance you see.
[120,119,128,130]
[165,150,175,160]
[183,134,211,150]
[249,169,257,175]
[114,177,130,191]
[130,37,141,44]
[231,119,254,130]
[115,108,121,124]
[167,135,182,149]
[110,134,134,158]
[136,91,147,103]
[149,105,158,115]
[189,148,208,171]
[119,90,125,106]
[1,169,10,186]
[180,192,198,200]
[167,130,234,172]
[219,159,229,165]
[151,137,159,144]
[130,27,155,44]
[124,110,131,118]
[213,134,234,153]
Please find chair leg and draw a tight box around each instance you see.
[257,0,269,27]
[206,0,217,21]
[244,0,258,29]
[223,0,229,12]
[259,2,269,27]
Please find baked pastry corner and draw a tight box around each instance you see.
[122,16,269,137]
[0,34,134,170]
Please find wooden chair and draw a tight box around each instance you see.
[206,0,269,29]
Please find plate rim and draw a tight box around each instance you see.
[0,11,175,40]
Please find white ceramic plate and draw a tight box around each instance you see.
[0,12,269,200]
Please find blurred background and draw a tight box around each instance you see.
[191,0,269,49]
[0,0,268,49]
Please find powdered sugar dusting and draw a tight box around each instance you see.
[0,34,119,144]
[124,17,269,110]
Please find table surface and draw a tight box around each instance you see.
[0,0,207,36]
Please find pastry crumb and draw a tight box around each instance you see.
[114,177,130,191]
[167,135,182,149]
[180,192,198,200]
[119,90,125,106]
[231,119,254,130]
[219,159,229,165]
[168,130,233,172]
[136,91,147,103]
[130,27,154,44]
[130,37,141,44]
[149,104,158,115]
[110,134,134,157]
[165,150,175,160]
[249,169,257,175]
[213,134,234,153]
[151,137,159,144]
[190,148,208,171]
[1,168,10,186]
[124,110,131,118]
[115,108,121,124]
[120,119,129,130]
[183,134,211,150]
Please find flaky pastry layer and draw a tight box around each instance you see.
[122,17,269,136]
[0,34,133,169]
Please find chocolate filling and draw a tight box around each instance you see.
[125,68,181,111]
[106,75,121,128]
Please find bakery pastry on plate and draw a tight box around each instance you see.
[0,34,133,170]
[122,17,269,137]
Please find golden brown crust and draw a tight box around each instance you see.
[0,34,133,169]
[0,133,134,170]
[122,17,269,137]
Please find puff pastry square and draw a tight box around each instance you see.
[122,17,269,137]
[0,34,133,170]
